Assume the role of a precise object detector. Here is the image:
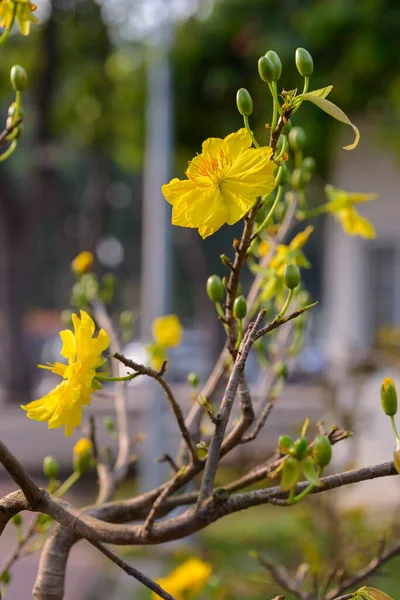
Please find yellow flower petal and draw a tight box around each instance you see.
[60,329,76,361]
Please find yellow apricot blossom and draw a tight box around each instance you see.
[21,311,110,436]
[152,558,212,600]
[268,225,314,276]
[0,0,39,35]
[152,314,183,348]
[325,184,377,239]
[71,251,94,275]
[162,128,276,238]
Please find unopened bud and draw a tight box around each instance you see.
[1,570,11,584]
[73,438,92,474]
[10,65,27,91]
[12,513,22,526]
[187,372,199,386]
[233,295,247,319]
[104,416,115,432]
[265,50,282,80]
[206,274,224,303]
[278,434,293,453]
[258,55,277,83]
[303,156,316,172]
[291,436,309,460]
[381,378,398,416]
[291,168,310,189]
[284,263,300,290]
[312,435,332,468]
[43,456,59,479]
[236,88,253,116]
[288,126,307,151]
[295,48,314,77]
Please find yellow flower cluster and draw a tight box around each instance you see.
[147,314,183,370]
[0,0,38,36]
[325,184,377,239]
[162,128,276,238]
[21,311,110,436]
[153,558,212,600]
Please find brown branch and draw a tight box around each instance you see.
[157,454,179,473]
[0,440,43,508]
[113,353,199,465]
[91,541,176,600]
[258,554,308,600]
[88,415,114,505]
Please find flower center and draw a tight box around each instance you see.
[187,147,229,186]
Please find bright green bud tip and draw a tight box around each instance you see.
[381,377,398,416]
[206,274,224,303]
[313,435,332,468]
[258,55,277,83]
[278,434,293,452]
[265,50,282,80]
[288,126,307,151]
[275,361,289,380]
[233,295,247,319]
[1,570,11,584]
[291,168,311,189]
[43,456,59,479]
[187,372,200,386]
[303,156,316,172]
[291,436,309,460]
[295,47,314,77]
[284,263,300,290]
[10,65,28,91]
[104,416,115,431]
[236,88,253,116]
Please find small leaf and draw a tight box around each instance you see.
[360,588,394,600]
[302,456,322,486]
[281,456,301,491]
[298,91,359,150]
[307,85,333,99]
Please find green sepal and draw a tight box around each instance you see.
[280,456,301,491]
[302,456,322,487]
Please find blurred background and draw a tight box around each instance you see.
[1,0,400,597]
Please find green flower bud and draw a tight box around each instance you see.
[312,435,332,468]
[291,436,309,460]
[295,48,314,77]
[206,274,224,303]
[233,295,247,319]
[187,372,200,386]
[394,444,400,474]
[278,434,294,453]
[12,513,22,526]
[60,309,73,327]
[43,456,59,479]
[281,119,292,135]
[284,263,300,290]
[281,455,301,491]
[288,126,307,152]
[258,55,277,83]
[303,156,316,172]
[291,168,310,189]
[275,164,289,186]
[7,103,24,118]
[1,570,11,584]
[120,310,134,329]
[236,88,253,116]
[381,378,398,416]
[275,361,289,380]
[265,50,282,80]
[10,65,28,91]
[104,416,115,432]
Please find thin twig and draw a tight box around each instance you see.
[113,353,199,465]
[0,440,43,508]
[157,454,179,473]
[92,541,176,600]
[258,554,308,600]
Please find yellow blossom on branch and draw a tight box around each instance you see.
[0,0,39,36]
[71,250,94,275]
[162,128,276,238]
[325,184,377,239]
[21,311,110,436]
[152,558,212,600]
[147,314,183,370]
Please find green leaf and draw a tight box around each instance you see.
[359,588,394,600]
[302,456,322,487]
[297,91,359,150]
[307,85,333,99]
[280,456,301,491]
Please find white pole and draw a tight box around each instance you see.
[140,1,173,491]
